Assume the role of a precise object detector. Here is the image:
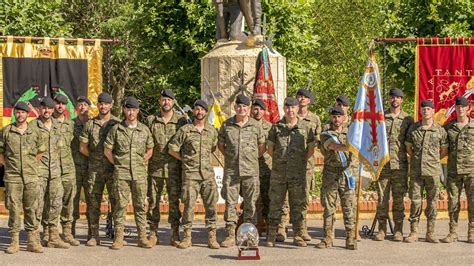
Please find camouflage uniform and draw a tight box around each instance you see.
[168,123,219,230]
[146,111,186,228]
[72,117,89,224]
[255,119,273,223]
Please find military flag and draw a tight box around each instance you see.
[207,97,226,129]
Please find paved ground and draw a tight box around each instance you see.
[0,217,472,265]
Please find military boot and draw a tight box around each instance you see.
[392,220,404,242]
[425,222,439,243]
[5,232,20,254]
[177,228,192,249]
[86,224,100,247]
[26,230,44,253]
[220,224,236,248]
[301,218,311,241]
[293,224,307,247]
[207,228,220,249]
[374,219,387,241]
[468,223,474,244]
[316,220,334,249]
[47,226,70,249]
[266,225,277,247]
[440,222,458,243]
[137,228,152,248]
[62,224,80,246]
[170,223,180,247]
[111,225,124,250]
[41,226,49,247]
[404,222,418,243]
[275,224,287,242]
[345,227,357,250]
[148,224,159,247]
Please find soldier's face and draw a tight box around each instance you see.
[160,96,174,112]
[54,101,66,115]
[455,104,469,118]
[251,106,265,120]
[14,109,28,123]
[76,102,90,116]
[336,101,349,114]
[123,107,139,121]
[390,96,403,108]
[297,95,310,107]
[284,105,299,118]
[193,106,207,120]
[331,114,344,127]
[234,104,250,117]
[420,107,434,120]
[98,102,112,115]
[40,106,54,119]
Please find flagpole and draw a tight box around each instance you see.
[354,165,363,241]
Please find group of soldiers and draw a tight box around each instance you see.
[1,86,472,254]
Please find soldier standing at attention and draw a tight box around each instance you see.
[146,89,186,247]
[322,95,352,131]
[79,92,120,246]
[1,102,45,254]
[441,96,474,244]
[168,100,220,249]
[265,97,315,247]
[218,94,265,248]
[374,88,413,241]
[316,106,357,250]
[404,100,448,243]
[104,96,154,250]
[53,94,80,246]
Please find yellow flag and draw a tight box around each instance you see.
[207,102,226,128]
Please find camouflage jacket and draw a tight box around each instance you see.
[383,109,413,171]
[320,125,352,171]
[445,118,474,175]
[72,117,89,172]
[29,118,63,178]
[56,116,75,175]
[257,119,272,176]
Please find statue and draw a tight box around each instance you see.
[239,0,262,36]
[213,0,262,41]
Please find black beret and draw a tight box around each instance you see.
[235,94,250,106]
[14,101,30,112]
[40,97,56,108]
[98,92,113,103]
[296,88,312,98]
[194,100,208,111]
[336,95,350,106]
[161,89,175,100]
[330,106,345,116]
[455,96,469,106]
[54,94,68,104]
[421,100,435,109]
[123,96,140,109]
[252,99,266,110]
[389,88,404,98]
[284,97,299,106]
[77,96,91,105]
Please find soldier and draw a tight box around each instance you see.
[374,88,413,241]
[322,94,351,131]
[405,100,448,243]
[71,96,91,236]
[79,92,120,246]
[316,106,357,250]
[168,100,220,249]
[146,89,186,247]
[30,97,70,249]
[296,88,322,241]
[53,94,80,246]
[218,94,265,248]
[441,96,473,244]
[265,97,315,247]
[1,102,45,254]
[104,96,154,250]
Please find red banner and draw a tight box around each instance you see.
[416,45,474,124]
[253,48,280,124]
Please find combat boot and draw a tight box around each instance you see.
[345,227,357,250]
[301,218,311,241]
[293,224,307,247]
[62,224,80,246]
[41,225,49,247]
[275,224,287,242]
[208,228,220,249]
[47,226,70,249]
[392,220,404,242]
[111,225,124,250]
[440,223,458,243]
[170,223,180,247]
[374,219,387,241]
[316,221,334,249]
[137,228,152,248]
[220,224,236,248]
[468,223,474,244]
[177,228,192,249]
[26,230,44,253]
[265,225,277,247]
[425,222,439,243]
[5,232,20,254]
[86,224,100,247]
[148,224,159,247]
[404,222,418,243]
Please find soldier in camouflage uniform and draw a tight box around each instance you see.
[405,100,448,243]
[1,102,45,254]
[316,106,357,250]
[265,97,315,248]
[374,88,413,242]
[104,96,154,250]
[79,92,120,246]
[71,96,91,236]
[322,94,352,131]
[168,100,220,249]
[441,96,474,244]
[218,94,265,248]
[296,88,322,241]
[53,94,80,246]
[30,97,70,249]
[146,89,187,247]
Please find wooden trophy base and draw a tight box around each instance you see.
[237,247,260,260]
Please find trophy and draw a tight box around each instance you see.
[236,223,260,260]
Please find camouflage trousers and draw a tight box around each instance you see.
[113,178,147,230]
[181,178,218,229]
[86,166,115,226]
[60,172,76,225]
[376,169,408,223]
[446,173,474,225]
[37,172,63,228]
[147,175,182,226]
[321,168,356,229]
[5,181,39,233]
[222,175,259,225]
[256,170,271,221]
[409,175,439,224]
[73,165,88,222]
